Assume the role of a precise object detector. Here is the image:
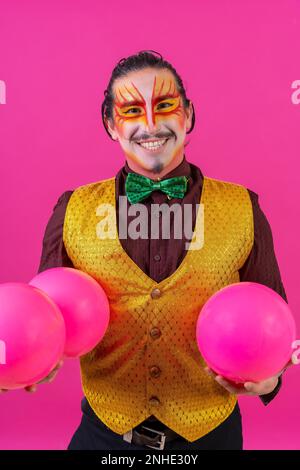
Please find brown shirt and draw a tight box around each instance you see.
[38,155,286,408]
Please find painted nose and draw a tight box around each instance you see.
[145,108,159,133]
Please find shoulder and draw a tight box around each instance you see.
[246,188,273,233]
[59,177,115,206]
[53,190,74,210]
[242,187,275,243]
[245,187,259,206]
[62,177,116,215]
[70,177,115,198]
[203,175,253,199]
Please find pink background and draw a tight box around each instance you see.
[0,0,299,450]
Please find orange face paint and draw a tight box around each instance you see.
[114,75,184,129]
[109,68,192,177]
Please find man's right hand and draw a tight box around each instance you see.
[0,359,64,393]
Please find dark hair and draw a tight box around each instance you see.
[101,49,195,140]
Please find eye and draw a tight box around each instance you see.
[123,107,142,115]
[157,102,172,109]
[155,97,180,113]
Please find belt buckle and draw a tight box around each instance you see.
[123,429,133,443]
[140,425,167,450]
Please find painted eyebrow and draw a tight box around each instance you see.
[117,94,179,107]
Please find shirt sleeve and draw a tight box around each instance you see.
[238,189,288,405]
[37,191,74,273]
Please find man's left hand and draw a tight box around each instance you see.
[204,359,294,396]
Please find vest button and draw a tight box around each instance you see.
[149,366,161,378]
[150,327,161,340]
[154,254,161,261]
[151,288,161,299]
[149,396,160,406]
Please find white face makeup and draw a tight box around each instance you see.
[106,67,193,177]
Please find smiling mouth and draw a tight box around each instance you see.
[135,137,171,152]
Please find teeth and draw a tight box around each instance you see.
[139,139,167,150]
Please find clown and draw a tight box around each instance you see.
[11,50,292,449]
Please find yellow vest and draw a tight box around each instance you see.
[63,175,254,442]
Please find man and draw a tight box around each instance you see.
[36,50,289,450]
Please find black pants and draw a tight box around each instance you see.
[67,398,243,450]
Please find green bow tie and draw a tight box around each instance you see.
[125,172,189,204]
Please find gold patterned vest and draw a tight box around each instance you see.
[63,175,254,442]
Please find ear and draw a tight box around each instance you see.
[185,101,193,133]
[105,117,119,141]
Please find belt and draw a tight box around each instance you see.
[82,398,180,450]
[123,423,180,450]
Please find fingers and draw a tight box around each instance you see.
[37,359,64,384]
[215,375,251,394]
[244,376,279,395]
[55,359,64,370]
[243,382,263,393]
[25,359,65,390]
[49,359,64,373]
[37,370,58,384]
[0,385,37,393]
[25,370,58,390]
[0,360,64,393]
[24,385,37,393]
[204,367,254,395]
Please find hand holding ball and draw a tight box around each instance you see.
[0,283,65,390]
[0,268,110,390]
[196,282,296,384]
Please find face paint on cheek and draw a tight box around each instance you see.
[114,114,145,145]
[113,105,148,143]
[153,98,185,131]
